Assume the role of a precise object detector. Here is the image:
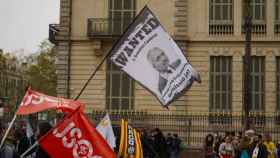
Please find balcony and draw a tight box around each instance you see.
[242,21,267,34]
[87,18,133,39]
[209,21,234,35]
[275,21,280,34]
[49,24,59,44]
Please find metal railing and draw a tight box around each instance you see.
[209,21,234,35]
[49,24,59,44]
[89,110,280,147]
[87,18,133,37]
[242,21,267,34]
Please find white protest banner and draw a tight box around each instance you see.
[110,6,200,106]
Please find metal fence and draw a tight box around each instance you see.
[88,110,280,147]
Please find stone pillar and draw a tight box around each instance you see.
[56,0,72,97]
[174,0,188,40]
[234,0,242,36]
[266,0,274,36]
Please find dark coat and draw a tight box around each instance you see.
[154,133,169,158]
[249,143,268,158]
[35,146,50,158]
[141,135,156,158]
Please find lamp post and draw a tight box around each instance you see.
[244,0,252,131]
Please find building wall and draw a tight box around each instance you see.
[55,0,280,114]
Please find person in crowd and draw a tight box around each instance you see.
[219,136,235,158]
[35,121,52,158]
[249,134,268,158]
[204,134,214,158]
[0,122,18,158]
[214,134,223,158]
[153,128,169,158]
[14,127,33,156]
[264,133,277,158]
[171,133,181,158]
[166,133,173,157]
[275,141,280,158]
[232,136,241,158]
[239,136,250,158]
[141,128,157,158]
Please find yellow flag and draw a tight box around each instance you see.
[118,119,127,156]
[119,119,143,158]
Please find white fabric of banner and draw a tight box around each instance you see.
[110,6,200,106]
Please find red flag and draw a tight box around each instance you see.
[39,109,116,158]
[16,88,82,115]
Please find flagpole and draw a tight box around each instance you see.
[74,50,111,100]
[0,114,17,149]
[20,141,39,158]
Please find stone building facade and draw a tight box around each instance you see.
[50,0,280,143]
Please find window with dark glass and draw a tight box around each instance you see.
[109,0,136,35]
[209,56,232,124]
[209,0,233,35]
[209,56,232,112]
[249,56,265,112]
[277,57,280,111]
[243,0,266,34]
[276,0,280,33]
[106,60,134,110]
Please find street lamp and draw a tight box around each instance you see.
[244,0,252,131]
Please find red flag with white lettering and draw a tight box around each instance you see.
[39,108,116,158]
[16,88,82,115]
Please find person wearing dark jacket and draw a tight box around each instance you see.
[249,134,268,158]
[35,121,52,158]
[153,128,169,158]
[166,133,173,157]
[204,134,214,158]
[141,129,157,158]
[0,122,18,158]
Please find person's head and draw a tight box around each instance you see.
[257,134,263,144]
[225,136,231,143]
[154,128,163,137]
[173,133,178,138]
[205,134,214,146]
[147,47,169,73]
[240,136,250,150]
[14,128,24,140]
[167,133,171,137]
[36,121,52,139]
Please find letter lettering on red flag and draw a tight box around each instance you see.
[16,88,82,115]
[39,109,116,158]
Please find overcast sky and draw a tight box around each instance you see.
[0,0,59,55]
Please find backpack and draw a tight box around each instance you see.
[240,150,249,158]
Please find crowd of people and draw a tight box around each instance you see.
[204,130,280,158]
[140,128,182,158]
[0,119,183,158]
[0,120,52,158]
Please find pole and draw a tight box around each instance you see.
[20,141,38,158]
[20,47,113,156]
[0,114,17,149]
[74,51,112,100]
[244,0,252,131]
